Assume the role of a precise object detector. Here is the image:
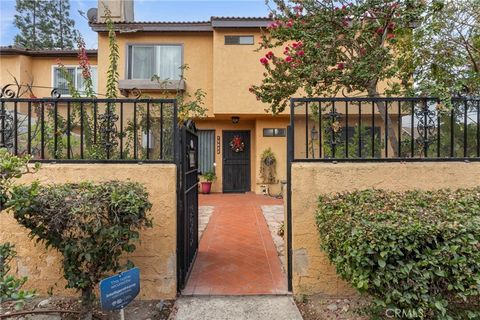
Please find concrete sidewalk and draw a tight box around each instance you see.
[173,296,303,320]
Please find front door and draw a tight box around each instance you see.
[222,130,250,193]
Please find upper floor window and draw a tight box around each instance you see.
[224,35,254,45]
[127,45,182,81]
[53,66,98,96]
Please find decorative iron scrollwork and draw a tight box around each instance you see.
[131,88,142,99]
[415,101,437,154]
[326,105,342,157]
[98,103,119,156]
[0,84,63,99]
[50,88,62,99]
[0,84,18,99]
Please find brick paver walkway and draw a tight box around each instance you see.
[183,193,287,295]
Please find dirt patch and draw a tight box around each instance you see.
[0,296,174,320]
[295,294,371,320]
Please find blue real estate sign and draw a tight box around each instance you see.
[99,267,140,311]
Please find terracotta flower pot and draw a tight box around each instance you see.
[201,182,212,194]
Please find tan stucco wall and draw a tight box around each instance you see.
[97,32,214,115]
[0,164,177,299]
[196,116,289,194]
[0,54,98,98]
[290,161,480,296]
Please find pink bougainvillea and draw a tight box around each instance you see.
[260,57,269,65]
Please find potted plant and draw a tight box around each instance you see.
[201,171,216,194]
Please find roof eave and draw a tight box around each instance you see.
[90,23,213,33]
[0,48,97,57]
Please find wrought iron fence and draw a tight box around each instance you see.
[289,97,480,161]
[0,91,177,162]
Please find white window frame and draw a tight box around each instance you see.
[127,44,183,81]
[51,65,98,97]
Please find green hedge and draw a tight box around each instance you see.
[316,188,480,319]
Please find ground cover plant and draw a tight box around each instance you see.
[7,181,153,320]
[316,188,480,319]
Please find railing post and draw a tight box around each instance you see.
[286,124,293,293]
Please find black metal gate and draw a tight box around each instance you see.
[176,120,199,290]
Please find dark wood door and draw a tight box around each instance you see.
[222,130,250,193]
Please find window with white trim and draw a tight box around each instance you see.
[127,45,182,80]
[52,66,98,96]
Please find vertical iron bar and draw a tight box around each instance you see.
[80,102,84,159]
[372,102,375,158]
[54,102,58,159]
[464,100,468,157]
[332,101,336,158]
[318,102,322,159]
[358,101,362,158]
[437,100,441,158]
[345,101,349,158]
[134,102,137,159]
[40,102,45,159]
[146,102,150,159]
[0,102,4,148]
[397,101,401,157]
[93,101,97,144]
[305,102,309,159]
[27,102,31,155]
[160,102,164,160]
[291,99,296,160]
[423,99,428,158]
[411,101,415,157]
[120,102,124,159]
[67,102,71,159]
[450,104,455,157]
[477,100,480,157]
[286,125,293,293]
[385,100,388,158]
[106,102,111,160]
[13,102,18,155]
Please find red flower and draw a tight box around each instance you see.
[297,50,305,56]
[268,22,278,29]
[293,5,303,13]
[387,33,395,40]
[337,63,345,70]
[388,22,396,30]
[260,57,269,65]
[265,51,274,60]
[285,56,293,63]
[286,20,293,28]
[376,27,384,35]
[292,41,303,49]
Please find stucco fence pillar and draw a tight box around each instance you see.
[288,161,480,297]
[0,164,177,300]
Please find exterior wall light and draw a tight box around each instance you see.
[231,116,240,124]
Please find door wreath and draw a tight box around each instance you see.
[229,135,245,153]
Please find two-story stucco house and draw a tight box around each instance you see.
[1,0,291,195]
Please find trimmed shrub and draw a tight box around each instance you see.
[316,188,480,319]
[8,181,153,319]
